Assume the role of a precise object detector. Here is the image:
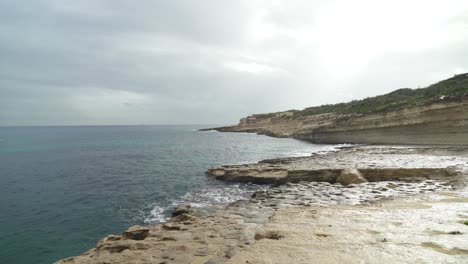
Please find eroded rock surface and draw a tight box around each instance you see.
[228,191,468,264]
[207,146,465,184]
[56,146,468,264]
[337,168,368,185]
[56,201,274,264]
[55,178,459,264]
[122,226,150,241]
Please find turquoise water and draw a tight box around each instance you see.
[0,125,334,263]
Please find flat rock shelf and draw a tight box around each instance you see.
[206,146,466,184]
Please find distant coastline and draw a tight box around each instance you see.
[203,74,468,146]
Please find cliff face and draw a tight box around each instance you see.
[207,77,468,146]
[298,98,468,145]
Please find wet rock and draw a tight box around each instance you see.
[122,225,150,240]
[172,204,192,217]
[171,213,195,222]
[337,169,368,186]
[102,234,121,242]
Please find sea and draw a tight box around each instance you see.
[0,125,340,264]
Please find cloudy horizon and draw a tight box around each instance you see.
[1,0,468,126]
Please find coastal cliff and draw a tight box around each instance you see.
[205,74,468,145]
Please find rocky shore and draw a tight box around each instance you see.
[56,146,468,264]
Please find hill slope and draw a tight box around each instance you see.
[299,73,468,116]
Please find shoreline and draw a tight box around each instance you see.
[206,145,466,184]
[56,145,468,263]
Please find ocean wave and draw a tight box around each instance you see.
[314,143,355,155]
[143,205,169,224]
[173,182,261,208]
[140,143,352,225]
[143,182,264,224]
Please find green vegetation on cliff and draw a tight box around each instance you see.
[297,73,468,116]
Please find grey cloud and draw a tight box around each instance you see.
[1,0,468,126]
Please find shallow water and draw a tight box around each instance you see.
[0,125,338,264]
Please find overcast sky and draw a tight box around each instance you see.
[1,0,468,126]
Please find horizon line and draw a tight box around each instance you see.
[0,123,227,128]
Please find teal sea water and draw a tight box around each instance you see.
[0,125,336,263]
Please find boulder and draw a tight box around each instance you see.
[172,204,192,217]
[337,169,368,186]
[122,225,150,240]
[171,213,195,222]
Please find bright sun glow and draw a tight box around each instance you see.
[312,0,466,77]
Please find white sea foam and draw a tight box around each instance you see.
[143,183,264,224]
[173,183,262,208]
[141,143,354,225]
[198,129,218,133]
[143,205,169,224]
[293,143,355,156]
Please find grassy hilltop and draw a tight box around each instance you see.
[295,73,468,117]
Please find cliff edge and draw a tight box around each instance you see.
[204,73,468,145]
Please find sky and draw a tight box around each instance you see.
[1,0,468,126]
